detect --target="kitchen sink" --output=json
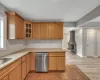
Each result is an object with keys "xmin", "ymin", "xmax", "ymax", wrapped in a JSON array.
[{"xmin": 0, "ymin": 58, "xmax": 12, "ymax": 65}]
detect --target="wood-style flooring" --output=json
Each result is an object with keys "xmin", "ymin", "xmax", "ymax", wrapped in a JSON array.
[
  {"xmin": 66, "ymin": 52, "xmax": 100, "ymax": 80},
  {"xmin": 25, "ymin": 65, "xmax": 90, "ymax": 80}
]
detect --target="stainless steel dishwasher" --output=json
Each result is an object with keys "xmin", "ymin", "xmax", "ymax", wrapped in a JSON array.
[{"xmin": 36, "ymin": 52, "xmax": 48, "ymax": 72}]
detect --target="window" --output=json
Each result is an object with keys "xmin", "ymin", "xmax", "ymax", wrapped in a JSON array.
[{"xmin": 0, "ymin": 14, "xmax": 5, "ymax": 49}]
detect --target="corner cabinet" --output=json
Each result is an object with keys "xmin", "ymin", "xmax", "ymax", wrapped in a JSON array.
[
  {"xmin": 6, "ymin": 12, "xmax": 24, "ymax": 39},
  {"xmin": 24, "ymin": 21, "xmax": 32, "ymax": 39}
]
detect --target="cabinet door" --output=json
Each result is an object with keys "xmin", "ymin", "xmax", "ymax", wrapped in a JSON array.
[
  {"xmin": 48, "ymin": 57, "xmax": 57, "ymax": 70},
  {"xmin": 24, "ymin": 21, "xmax": 32, "ymax": 39},
  {"xmin": 57, "ymin": 57, "xmax": 65, "ymax": 70},
  {"xmin": 40, "ymin": 23, "xmax": 48, "ymax": 39},
  {"xmin": 2, "ymin": 76, "xmax": 8, "ymax": 80},
  {"xmin": 15, "ymin": 16, "xmax": 24, "ymax": 39},
  {"xmin": 22, "ymin": 61, "xmax": 27, "ymax": 80},
  {"xmin": 26, "ymin": 54, "xmax": 31, "ymax": 74},
  {"xmin": 48, "ymin": 23, "xmax": 63, "ymax": 39},
  {"xmin": 9, "ymin": 65, "xmax": 21, "ymax": 80},
  {"xmin": 32, "ymin": 23, "xmax": 41, "ymax": 39},
  {"xmin": 48, "ymin": 23, "xmax": 56, "ymax": 39},
  {"xmin": 55, "ymin": 23, "xmax": 63, "ymax": 39},
  {"xmin": 30, "ymin": 53, "xmax": 35, "ymax": 71}
]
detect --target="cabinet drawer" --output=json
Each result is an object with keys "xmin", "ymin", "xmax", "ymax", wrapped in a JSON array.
[
  {"xmin": 22, "ymin": 55, "xmax": 26, "ymax": 62},
  {"xmin": 49, "ymin": 52, "xmax": 65, "ymax": 57},
  {"xmin": 0, "ymin": 59, "xmax": 21, "ymax": 79}
]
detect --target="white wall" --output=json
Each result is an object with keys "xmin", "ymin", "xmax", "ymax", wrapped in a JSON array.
[
  {"xmin": 26, "ymin": 40, "xmax": 62, "ymax": 48},
  {"xmin": 82, "ymin": 28, "xmax": 100, "ymax": 57},
  {"xmin": 0, "ymin": 4, "xmax": 26, "ymax": 57},
  {"xmin": 96, "ymin": 28, "xmax": 100, "ymax": 56},
  {"xmin": 75, "ymin": 28, "xmax": 100, "ymax": 57},
  {"xmin": 62, "ymin": 33, "xmax": 70, "ymax": 49},
  {"xmin": 62, "ymin": 27, "xmax": 72, "ymax": 49},
  {"xmin": 75, "ymin": 29, "xmax": 83, "ymax": 57}
]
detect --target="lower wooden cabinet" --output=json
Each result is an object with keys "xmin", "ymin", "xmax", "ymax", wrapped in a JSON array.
[
  {"xmin": 0, "ymin": 52, "xmax": 65, "ymax": 80},
  {"xmin": 26, "ymin": 54, "xmax": 31, "ymax": 74},
  {"xmin": 56, "ymin": 57, "xmax": 65, "ymax": 70},
  {"xmin": 48, "ymin": 57, "xmax": 57, "ymax": 70},
  {"xmin": 48, "ymin": 52, "xmax": 65, "ymax": 71},
  {"xmin": 0, "ymin": 53, "xmax": 32, "ymax": 80},
  {"xmin": 1, "ymin": 76, "xmax": 8, "ymax": 80},
  {"xmin": 30, "ymin": 53, "xmax": 35, "ymax": 71},
  {"xmin": 9, "ymin": 64, "xmax": 21, "ymax": 80},
  {"xmin": 22, "ymin": 61, "xmax": 27, "ymax": 80}
]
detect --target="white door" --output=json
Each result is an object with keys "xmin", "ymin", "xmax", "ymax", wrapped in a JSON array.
[{"xmin": 86, "ymin": 29, "xmax": 96, "ymax": 56}]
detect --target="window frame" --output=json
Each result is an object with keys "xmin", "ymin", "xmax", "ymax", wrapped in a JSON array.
[{"xmin": 0, "ymin": 13, "xmax": 6, "ymax": 50}]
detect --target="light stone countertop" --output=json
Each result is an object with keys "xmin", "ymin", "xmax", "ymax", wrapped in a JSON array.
[{"xmin": 0, "ymin": 48, "xmax": 66, "ymax": 70}]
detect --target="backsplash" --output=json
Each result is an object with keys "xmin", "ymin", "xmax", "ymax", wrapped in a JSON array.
[
  {"xmin": 0, "ymin": 40, "xmax": 26, "ymax": 57},
  {"xmin": 25, "ymin": 40, "xmax": 62, "ymax": 48}
]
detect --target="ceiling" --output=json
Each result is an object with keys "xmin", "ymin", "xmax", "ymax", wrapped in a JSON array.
[
  {"xmin": 0, "ymin": 0, "xmax": 100, "ymax": 22},
  {"xmin": 90, "ymin": 16, "xmax": 100, "ymax": 22}
]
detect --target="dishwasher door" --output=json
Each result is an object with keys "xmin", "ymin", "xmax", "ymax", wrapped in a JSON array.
[{"xmin": 36, "ymin": 53, "xmax": 48, "ymax": 72}]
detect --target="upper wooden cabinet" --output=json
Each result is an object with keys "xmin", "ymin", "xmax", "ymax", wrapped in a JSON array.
[
  {"xmin": 6, "ymin": 12, "xmax": 63, "ymax": 40},
  {"xmin": 24, "ymin": 21, "xmax": 32, "ymax": 39},
  {"xmin": 47, "ymin": 22, "xmax": 63, "ymax": 39},
  {"xmin": 6, "ymin": 12, "xmax": 24, "ymax": 39},
  {"xmin": 32, "ymin": 22, "xmax": 63, "ymax": 40},
  {"xmin": 40, "ymin": 23, "xmax": 49, "ymax": 39},
  {"xmin": 32, "ymin": 23, "xmax": 41, "ymax": 39}
]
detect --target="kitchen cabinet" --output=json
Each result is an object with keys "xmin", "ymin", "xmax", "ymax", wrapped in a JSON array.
[
  {"xmin": 48, "ymin": 56, "xmax": 57, "ymax": 70},
  {"xmin": 9, "ymin": 64, "xmax": 21, "ymax": 80},
  {"xmin": 55, "ymin": 23, "xmax": 63, "ymax": 39},
  {"xmin": 32, "ymin": 22, "xmax": 63, "ymax": 40},
  {"xmin": 26, "ymin": 54, "xmax": 31, "ymax": 74},
  {"xmin": 32, "ymin": 23, "xmax": 41, "ymax": 39},
  {"xmin": 48, "ymin": 52, "xmax": 65, "ymax": 71},
  {"xmin": 6, "ymin": 12, "xmax": 63, "ymax": 39},
  {"xmin": 48, "ymin": 22, "xmax": 63, "ymax": 39},
  {"xmin": 40, "ymin": 23, "xmax": 48, "ymax": 39},
  {"xmin": 0, "ymin": 53, "xmax": 32, "ymax": 80},
  {"xmin": 24, "ymin": 21, "xmax": 32, "ymax": 39},
  {"xmin": 1, "ymin": 76, "xmax": 8, "ymax": 80},
  {"xmin": 6, "ymin": 12, "xmax": 24, "ymax": 39},
  {"xmin": 22, "ymin": 60, "xmax": 27, "ymax": 80},
  {"xmin": 30, "ymin": 53, "xmax": 36, "ymax": 71},
  {"xmin": 57, "ymin": 57, "xmax": 65, "ymax": 70},
  {"xmin": 47, "ymin": 23, "xmax": 55, "ymax": 39}
]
